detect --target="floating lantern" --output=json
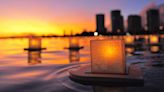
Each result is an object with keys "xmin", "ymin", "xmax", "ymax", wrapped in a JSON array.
[
  {"xmin": 90, "ymin": 39, "xmax": 126, "ymax": 74},
  {"xmin": 149, "ymin": 35, "xmax": 159, "ymax": 44},
  {"xmin": 28, "ymin": 51, "xmax": 41, "ymax": 65},
  {"xmin": 69, "ymin": 38, "xmax": 79, "ymax": 48},
  {"xmin": 29, "ymin": 37, "xmax": 41, "ymax": 49},
  {"xmin": 24, "ymin": 37, "xmax": 46, "ymax": 51},
  {"xmin": 124, "ymin": 36, "xmax": 135, "ymax": 44}
]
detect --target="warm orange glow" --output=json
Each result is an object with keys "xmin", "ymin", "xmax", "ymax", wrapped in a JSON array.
[
  {"xmin": 69, "ymin": 38, "xmax": 79, "ymax": 47},
  {"xmin": 126, "ymin": 48, "xmax": 135, "ymax": 54},
  {"xmin": 0, "ymin": 13, "xmax": 95, "ymax": 37},
  {"xmin": 149, "ymin": 35, "xmax": 159, "ymax": 44},
  {"xmin": 28, "ymin": 51, "xmax": 41, "ymax": 65},
  {"xmin": 0, "ymin": 19, "xmax": 62, "ymax": 36},
  {"xmin": 91, "ymin": 39, "xmax": 126, "ymax": 74},
  {"xmin": 124, "ymin": 36, "xmax": 135, "ymax": 44},
  {"xmin": 69, "ymin": 50, "xmax": 80, "ymax": 63},
  {"xmin": 29, "ymin": 38, "xmax": 41, "ymax": 49},
  {"xmin": 150, "ymin": 46, "xmax": 160, "ymax": 53}
]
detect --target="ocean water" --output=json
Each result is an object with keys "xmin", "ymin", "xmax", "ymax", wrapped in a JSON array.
[{"xmin": 0, "ymin": 36, "xmax": 164, "ymax": 92}]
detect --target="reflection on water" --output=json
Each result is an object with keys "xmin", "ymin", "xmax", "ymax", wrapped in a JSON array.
[
  {"xmin": 93, "ymin": 86, "xmax": 126, "ymax": 92},
  {"xmin": 126, "ymin": 47, "xmax": 135, "ymax": 55},
  {"xmin": 0, "ymin": 35, "xmax": 164, "ymax": 91},
  {"xmin": 67, "ymin": 37, "xmax": 83, "ymax": 63},
  {"xmin": 0, "ymin": 35, "xmax": 163, "ymax": 66},
  {"xmin": 28, "ymin": 50, "xmax": 41, "ymax": 65},
  {"xmin": 69, "ymin": 49, "xmax": 80, "ymax": 63},
  {"xmin": 150, "ymin": 46, "xmax": 160, "ymax": 53}
]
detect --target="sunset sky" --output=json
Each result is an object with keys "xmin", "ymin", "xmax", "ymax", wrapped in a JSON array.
[{"xmin": 0, "ymin": 0, "xmax": 163, "ymax": 36}]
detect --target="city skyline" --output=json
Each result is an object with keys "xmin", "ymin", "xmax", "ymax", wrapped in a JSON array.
[{"xmin": 0, "ymin": 0, "xmax": 163, "ymax": 37}]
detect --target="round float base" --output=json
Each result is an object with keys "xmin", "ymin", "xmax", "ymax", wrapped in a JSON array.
[{"xmin": 69, "ymin": 64, "xmax": 144, "ymax": 87}]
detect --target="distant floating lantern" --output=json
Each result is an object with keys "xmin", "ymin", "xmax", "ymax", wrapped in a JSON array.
[
  {"xmin": 124, "ymin": 36, "xmax": 135, "ymax": 44},
  {"xmin": 28, "ymin": 51, "xmax": 41, "ymax": 65},
  {"xmin": 69, "ymin": 38, "xmax": 79, "ymax": 48},
  {"xmin": 64, "ymin": 38, "xmax": 83, "ymax": 50},
  {"xmin": 90, "ymin": 39, "xmax": 126, "ymax": 74},
  {"xmin": 24, "ymin": 37, "xmax": 46, "ymax": 51},
  {"xmin": 149, "ymin": 35, "xmax": 159, "ymax": 44},
  {"xmin": 29, "ymin": 37, "xmax": 41, "ymax": 49}
]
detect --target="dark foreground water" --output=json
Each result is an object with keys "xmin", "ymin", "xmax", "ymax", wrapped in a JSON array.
[{"xmin": 0, "ymin": 36, "xmax": 164, "ymax": 92}]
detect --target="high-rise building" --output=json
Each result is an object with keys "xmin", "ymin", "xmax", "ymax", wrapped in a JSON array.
[
  {"xmin": 111, "ymin": 10, "xmax": 124, "ymax": 35},
  {"xmin": 147, "ymin": 9, "xmax": 160, "ymax": 34},
  {"xmin": 128, "ymin": 15, "xmax": 142, "ymax": 35},
  {"xmin": 96, "ymin": 14, "xmax": 106, "ymax": 35}
]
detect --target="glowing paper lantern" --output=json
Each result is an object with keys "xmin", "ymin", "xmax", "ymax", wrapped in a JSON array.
[
  {"xmin": 91, "ymin": 39, "xmax": 126, "ymax": 74},
  {"xmin": 149, "ymin": 35, "xmax": 159, "ymax": 44},
  {"xmin": 124, "ymin": 36, "xmax": 135, "ymax": 44},
  {"xmin": 29, "ymin": 38, "xmax": 41, "ymax": 49},
  {"xmin": 69, "ymin": 38, "xmax": 79, "ymax": 48}
]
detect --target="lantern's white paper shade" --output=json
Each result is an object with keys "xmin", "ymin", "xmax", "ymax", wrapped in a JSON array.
[
  {"xmin": 149, "ymin": 35, "xmax": 159, "ymax": 44},
  {"xmin": 29, "ymin": 38, "xmax": 41, "ymax": 49},
  {"xmin": 124, "ymin": 36, "xmax": 135, "ymax": 44},
  {"xmin": 69, "ymin": 38, "xmax": 79, "ymax": 48},
  {"xmin": 91, "ymin": 40, "xmax": 126, "ymax": 74}
]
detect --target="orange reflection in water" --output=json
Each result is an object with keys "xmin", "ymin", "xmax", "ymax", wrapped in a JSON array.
[
  {"xmin": 150, "ymin": 46, "xmax": 160, "ymax": 53},
  {"xmin": 4, "ymin": 70, "xmax": 47, "ymax": 79},
  {"xmin": 28, "ymin": 51, "xmax": 41, "ymax": 65},
  {"xmin": 126, "ymin": 47, "xmax": 135, "ymax": 54},
  {"xmin": 69, "ymin": 49, "xmax": 80, "ymax": 63}
]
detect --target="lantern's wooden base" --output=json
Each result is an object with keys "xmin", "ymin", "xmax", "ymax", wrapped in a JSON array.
[
  {"xmin": 64, "ymin": 46, "xmax": 84, "ymax": 50},
  {"xmin": 69, "ymin": 64, "xmax": 144, "ymax": 87},
  {"xmin": 147, "ymin": 44, "xmax": 161, "ymax": 46},
  {"xmin": 125, "ymin": 44, "xmax": 135, "ymax": 47},
  {"xmin": 24, "ymin": 48, "xmax": 46, "ymax": 51}
]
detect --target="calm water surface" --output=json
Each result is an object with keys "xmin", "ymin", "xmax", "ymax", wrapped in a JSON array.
[{"xmin": 0, "ymin": 36, "xmax": 164, "ymax": 92}]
